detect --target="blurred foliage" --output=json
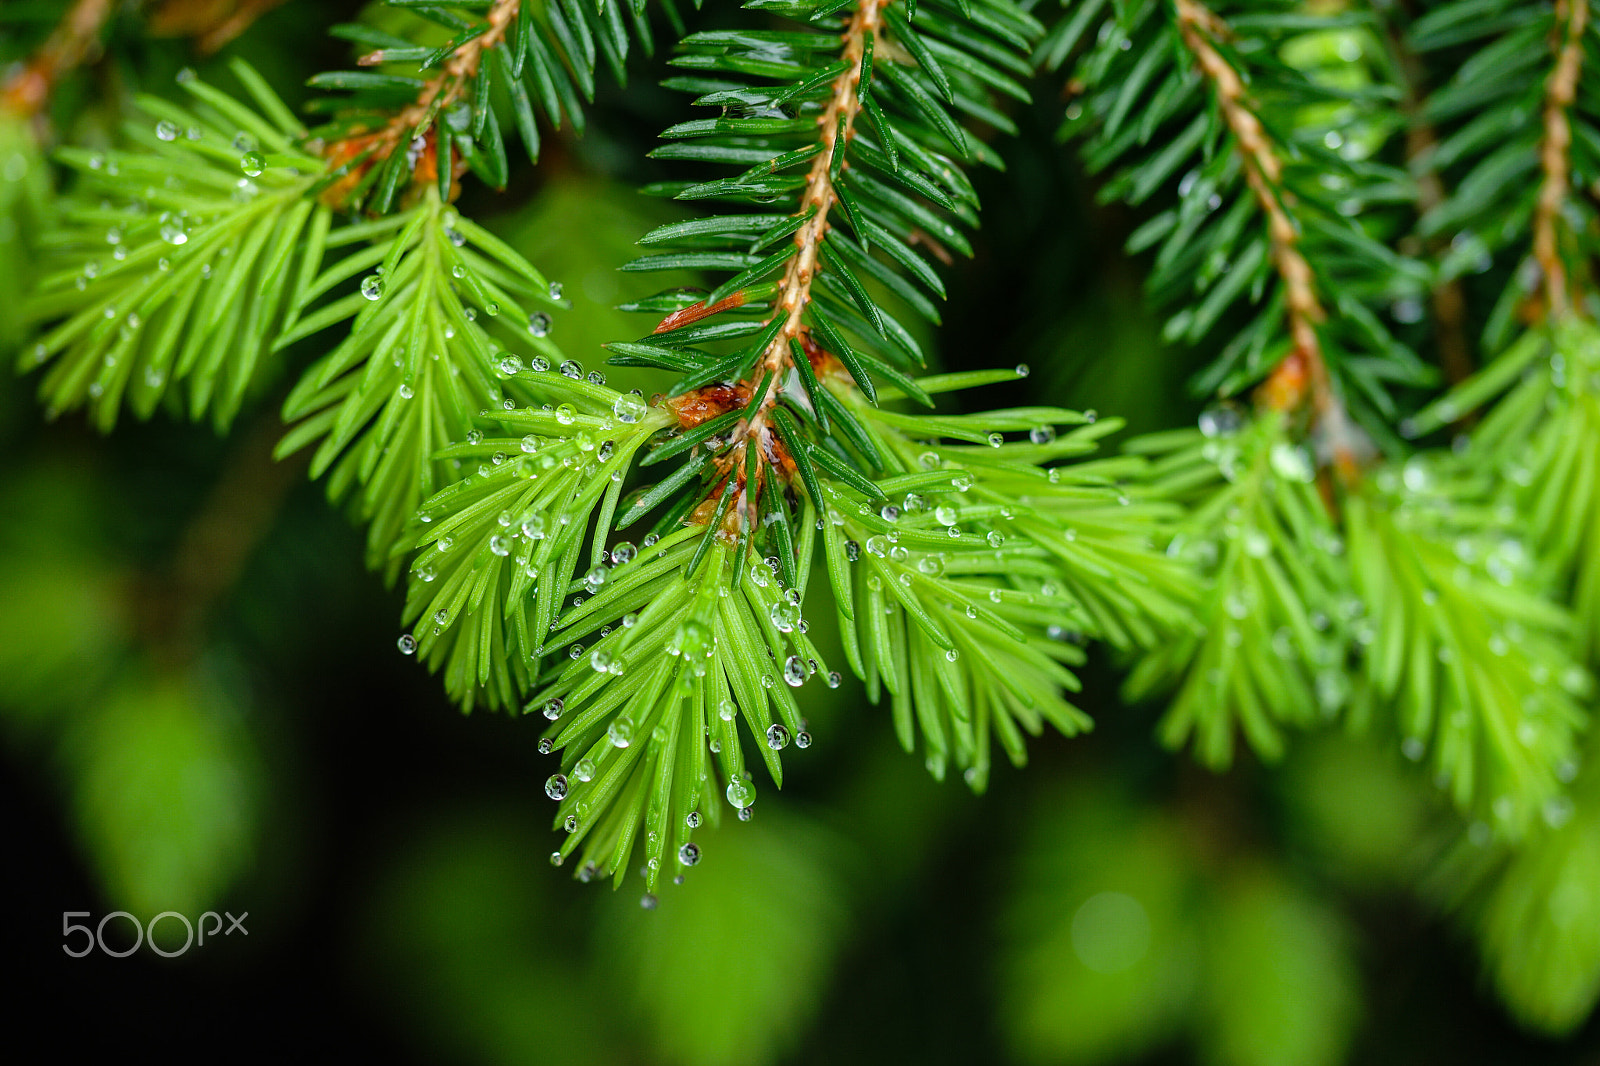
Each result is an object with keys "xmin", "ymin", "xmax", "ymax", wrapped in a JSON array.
[{"xmin": 63, "ymin": 669, "xmax": 260, "ymax": 917}]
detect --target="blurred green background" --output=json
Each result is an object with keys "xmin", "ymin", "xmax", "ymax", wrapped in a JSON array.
[{"xmin": 3, "ymin": 1, "xmax": 1600, "ymax": 1062}]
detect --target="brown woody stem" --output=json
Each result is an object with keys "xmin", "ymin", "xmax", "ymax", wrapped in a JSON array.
[
  {"xmin": 148, "ymin": 0, "xmax": 292, "ymax": 55},
  {"xmin": 1533, "ymin": 0, "xmax": 1589, "ymax": 320},
  {"xmin": 1, "ymin": 0, "xmax": 113, "ymax": 120},
  {"xmin": 324, "ymin": 0, "xmax": 522, "ymax": 203},
  {"xmin": 1383, "ymin": 7, "xmax": 1476, "ymax": 387},
  {"xmin": 1175, "ymin": 0, "xmax": 1362, "ymax": 481},
  {"xmin": 682, "ymin": 0, "xmax": 886, "ymax": 532}
]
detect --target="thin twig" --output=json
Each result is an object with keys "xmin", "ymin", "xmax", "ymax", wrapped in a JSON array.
[
  {"xmin": 1533, "ymin": 0, "xmax": 1589, "ymax": 320},
  {"xmin": 1174, "ymin": 0, "xmax": 1362, "ymax": 482},
  {"xmin": 148, "ymin": 0, "xmax": 291, "ymax": 54},
  {"xmin": 137, "ymin": 414, "xmax": 309, "ymax": 665},
  {"xmin": 1, "ymin": 0, "xmax": 113, "ymax": 120},
  {"xmin": 675, "ymin": 0, "xmax": 886, "ymax": 531},
  {"xmin": 323, "ymin": 0, "xmax": 522, "ymax": 205},
  {"xmin": 1382, "ymin": 5, "xmax": 1475, "ymax": 387}
]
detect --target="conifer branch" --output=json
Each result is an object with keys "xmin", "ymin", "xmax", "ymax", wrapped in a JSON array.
[
  {"xmin": 0, "ymin": 0, "xmax": 112, "ymax": 119},
  {"xmin": 1533, "ymin": 0, "xmax": 1589, "ymax": 320},
  {"xmin": 1172, "ymin": 0, "xmax": 1360, "ymax": 479},
  {"xmin": 320, "ymin": 0, "xmax": 523, "ymax": 208},
  {"xmin": 677, "ymin": 0, "xmax": 885, "ymax": 533}
]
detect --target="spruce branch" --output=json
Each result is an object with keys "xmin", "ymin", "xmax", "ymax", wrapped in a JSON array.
[
  {"xmin": 1409, "ymin": 320, "xmax": 1600, "ymax": 659},
  {"xmin": 531, "ymin": 531, "xmax": 832, "ymax": 896},
  {"xmin": 402, "ymin": 370, "xmax": 672, "ymax": 710},
  {"xmin": 276, "ymin": 188, "xmax": 567, "ymax": 574},
  {"xmin": 1124, "ymin": 412, "xmax": 1350, "ymax": 768},
  {"xmin": 1346, "ymin": 453, "xmax": 1588, "ymax": 836},
  {"xmin": 1410, "ymin": 0, "xmax": 1600, "ymax": 352},
  {"xmin": 308, "ymin": 0, "xmax": 675, "ymax": 213},
  {"xmin": 21, "ymin": 62, "xmax": 329, "ymax": 431},
  {"xmin": 1532, "ymin": 0, "xmax": 1590, "ymax": 320},
  {"xmin": 1434, "ymin": 724, "xmax": 1600, "ymax": 1034},
  {"xmin": 1058, "ymin": 0, "xmax": 1432, "ymax": 455},
  {"xmin": 1172, "ymin": 0, "xmax": 1360, "ymax": 478},
  {"xmin": 710, "ymin": 0, "xmax": 885, "ymax": 535},
  {"xmin": 1404, "ymin": 0, "xmax": 1600, "ymax": 659},
  {"xmin": 317, "ymin": 0, "xmax": 524, "ymax": 210},
  {"xmin": 392, "ymin": 0, "xmax": 1213, "ymax": 882}
]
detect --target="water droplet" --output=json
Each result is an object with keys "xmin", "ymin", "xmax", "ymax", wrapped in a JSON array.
[
  {"xmin": 986, "ymin": 531, "xmax": 1004, "ymax": 548},
  {"xmin": 761, "ymin": 597, "xmax": 802, "ymax": 635},
  {"xmin": 160, "ymin": 222, "xmax": 188, "ymax": 246},
  {"xmin": 488, "ymin": 535, "xmax": 510, "ymax": 557},
  {"xmin": 537, "ymin": 738, "xmax": 553, "ymax": 755},
  {"xmin": 559, "ymin": 360, "xmax": 583, "ymax": 379},
  {"xmin": 986, "ymin": 432, "xmax": 1004, "ymax": 447},
  {"xmin": 397, "ymin": 634, "xmax": 417, "ymax": 654},
  {"xmin": 677, "ymin": 842, "xmax": 701, "ymax": 866},
  {"xmin": 590, "ymin": 648, "xmax": 614, "ymax": 673},
  {"xmin": 545, "ymin": 774, "xmax": 569, "ymax": 800},
  {"xmin": 498, "ymin": 354, "xmax": 523, "ymax": 376},
  {"xmin": 880, "ymin": 504, "xmax": 901, "ymax": 522},
  {"xmin": 1029, "ymin": 425, "xmax": 1056, "ymax": 444},
  {"xmin": 795, "ymin": 730, "xmax": 812, "ymax": 748},
  {"xmin": 156, "ymin": 120, "xmax": 179, "ymax": 142},
  {"xmin": 738, "ymin": 807, "xmax": 753, "ymax": 822},
  {"xmin": 555, "ymin": 403, "xmax": 577, "ymax": 425},
  {"xmin": 361, "ymin": 275, "xmax": 384, "ymax": 301},
  {"xmin": 1401, "ymin": 736, "xmax": 1425, "ymax": 761},
  {"xmin": 397, "ymin": 383, "xmax": 414, "ymax": 399},
  {"xmin": 782, "ymin": 657, "xmax": 806, "ymax": 688},
  {"xmin": 1198, "ymin": 401, "xmax": 1244, "ymax": 438},
  {"xmin": 726, "ymin": 777, "xmax": 756, "ymax": 808},
  {"xmin": 613, "ymin": 394, "xmax": 647, "ymax": 424},
  {"xmin": 609, "ymin": 717, "xmax": 634, "ymax": 748},
  {"xmin": 240, "ymin": 151, "xmax": 264, "ymax": 177},
  {"xmin": 1269, "ymin": 441, "xmax": 1314, "ymax": 483},
  {"xmin": 1015, "ymin": 363, "xmax": 1029, "ymax": 378}
]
